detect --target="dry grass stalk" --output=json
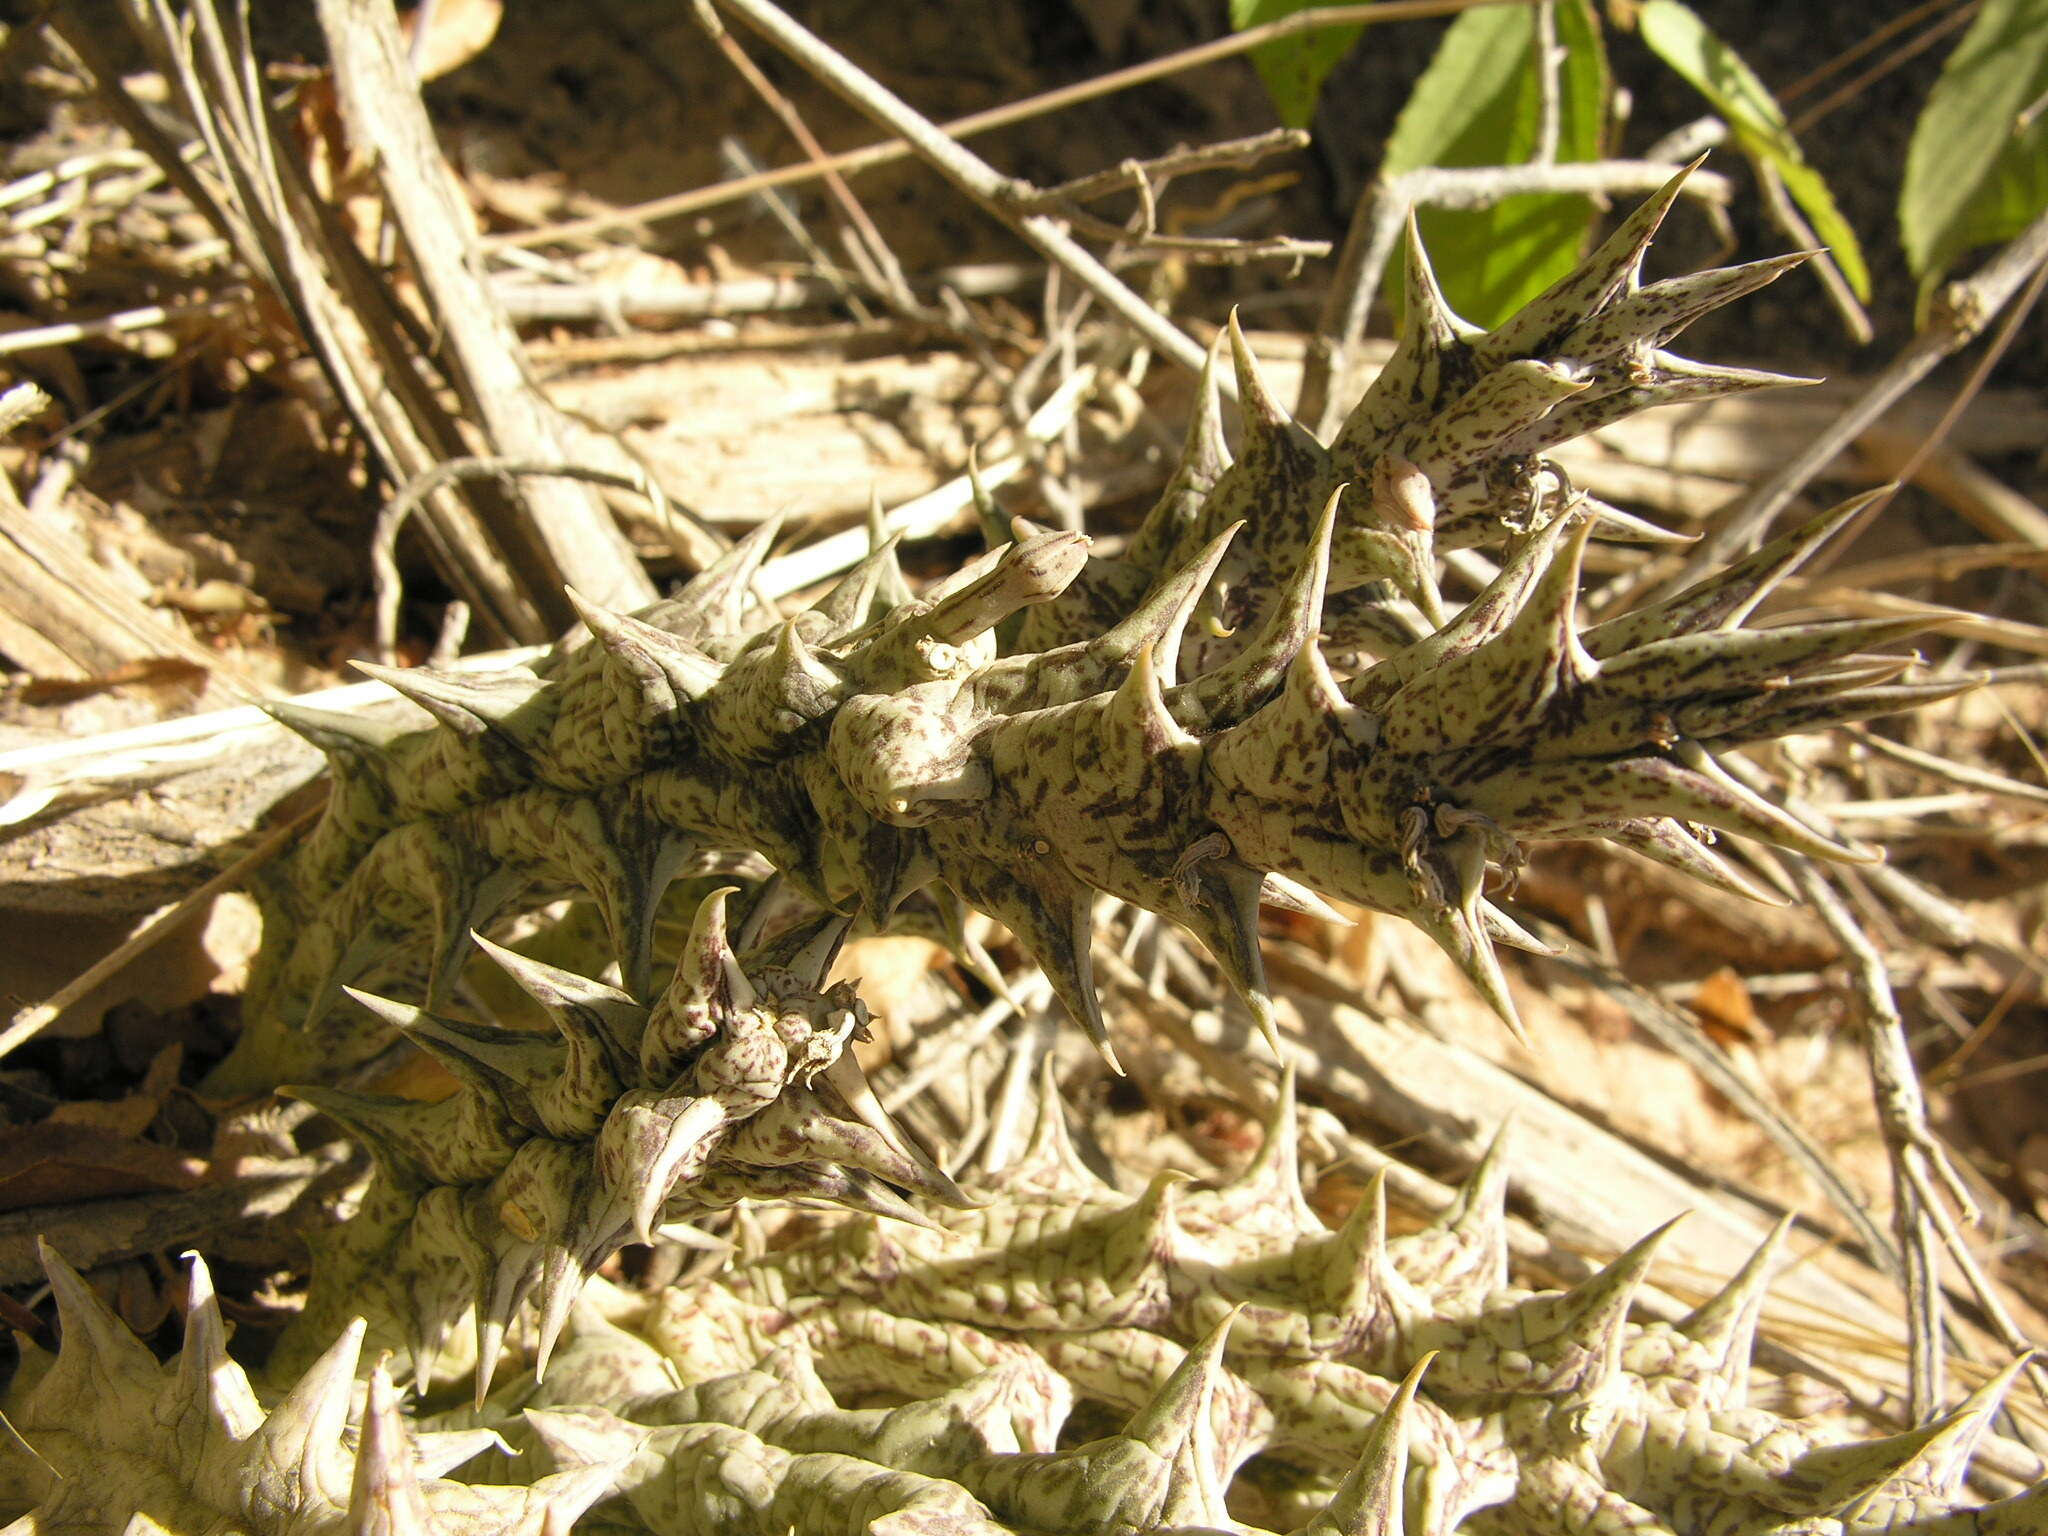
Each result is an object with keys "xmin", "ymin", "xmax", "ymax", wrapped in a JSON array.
[{"xmin": 312, "ymin": 0, "xmax": 655, "ymax": 630}]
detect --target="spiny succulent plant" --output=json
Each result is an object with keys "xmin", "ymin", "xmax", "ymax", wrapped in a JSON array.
[
  {"xmin": 211, "ymin": 162, "xmax": 1965, "ymax": 1098},
  {"xmin": 575, "ymin": 1073, "xmax": 2042, "ymax": 1536},
  {"xmin": 15, "ymin": 962, "xmax": 2042, "ymax": 1532},
  {"xmin": 271, "ymin": 887, "xmax": 966, "ymax": 1397},
  {"xmin": 1015, "ymin": 164, "xmax": 1808, "ymax": 658},
  {"xmin": 319, "ymin": 1062, "xmax": 2033, "ymax": 1536},
  {"xmin": 3, "ymin": 1231, "xmax": 1443, "ymax": 1535},
  {"xmin": 0, "ymin": 1243, "xmax": 614, "ymax": 1535},
  {"xmin": 12, "ymin": 127, "xmax": 2022, "ymax": 1531},
  {"xmin": 512, "ymin": 1311, "xmax": 1440, "ymax": 1536}
]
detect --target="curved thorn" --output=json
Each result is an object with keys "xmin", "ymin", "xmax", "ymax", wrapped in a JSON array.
[{"xmin": 1305, "ymin": 1351, "xmax": 1434, "ymax": 1536}]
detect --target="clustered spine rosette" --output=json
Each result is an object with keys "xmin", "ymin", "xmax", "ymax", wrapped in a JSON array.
[
  {"xmin": 0, "ymin": 1244, "xmax": 611, "ymax": 1534},
  {"xmin": 272, "ymin": 888, "xmax": 967, "ymax": 1398},
  {"xmin": 214, "ymin": 164, "xmax": 1965, "ymax": 1095}
]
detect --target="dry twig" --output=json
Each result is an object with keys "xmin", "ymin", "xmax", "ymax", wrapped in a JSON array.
[
  {"xmin": 1674, "ymin": 204, "xmax": 2048, "ymax": 583},
  {"xmin": 87, "ymin": 0, "xmax": 551, "ymax": 641},
  {"xmin": 313, "ymin": 0, "xmax": 655, "ymax": 628},
  {"xmin": 490, "ymin": 259, "xmax": 1036, "ymax": 324},
  {"xmin": 707, "ymin": 0, "xmax": 1238, "ymax": 391},
  {"xmin": 485, "ymin": 0, "xmax": 1535, "ymax": 254}
]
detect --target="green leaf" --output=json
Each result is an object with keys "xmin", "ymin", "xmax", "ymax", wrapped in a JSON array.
[
  {"xmin": 1900, "ymin": 0, "xmax": 2048, "ymax": 303},
  {"xmin": 1231, "ymin": 0, "xmax": 1368, "ymax": 129},
  {"xmin": 1381, "ymin": 0, "xmax": 1610, "ymax": 327},
  {"xmin": 1637, "ymin": 0, "xmax": 1869, "ymax": 301}
]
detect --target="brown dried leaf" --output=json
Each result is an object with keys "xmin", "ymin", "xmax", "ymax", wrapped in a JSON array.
[
  {"xmin": 0, "ymin": 1288, "xmax": 49, "ymax": 1348},
  {"xmin": 45, "ymin": 1094, "xmax": 160, "ymax": 1139},
  {"xmin": 15, "ymin": 657, "xmax": 209, "ymax": 704},
  {"xmin": 104, "ymin": 1256, "xmax": 172, "ymax": 1337},
  {"xmin": 45, "ymin": 1043, "xmax": 184, "ymax": 1138},
  {"xmin": 1689, "ymin": 966, "xmax": 1766, "ymax": 1047},
  {"xmin": 0, "ymin": 1122, "xmax": 204, "ymax": 1211}
]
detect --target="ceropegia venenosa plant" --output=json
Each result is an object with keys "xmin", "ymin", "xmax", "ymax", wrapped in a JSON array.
[
  {"xmin": 557, "ymin": 1068, "xmax": 2037, "ymax": 1536},
  {"xmin": 18, "ymin": 1038, "xmax": 2035, "ymax": 1535},
  {"xmin": 209, "ymin": 164, "xmax": 1962, "ymax": 1094},
  {"xmin": 0, "ymin": 86, "xmax": 2029, "ymax": 1536}
]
